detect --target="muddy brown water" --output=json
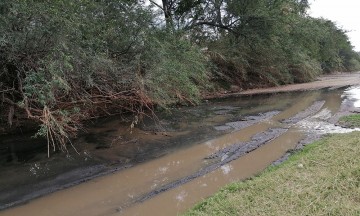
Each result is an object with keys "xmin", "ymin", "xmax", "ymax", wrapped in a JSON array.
[{"xmin": 1, "ymin": 87, "xmax": 360, "ymax": 216}]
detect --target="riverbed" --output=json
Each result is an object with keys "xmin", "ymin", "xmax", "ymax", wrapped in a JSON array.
[{"xmin": 1, "ymin": 82, "xmax": 360, "ymax": 215}]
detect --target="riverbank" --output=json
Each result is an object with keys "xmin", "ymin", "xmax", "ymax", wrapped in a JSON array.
[
  {"xmin": 206, "ymin": 72, "xmax": 360, "ymax": 98},
  {"xmin": 1, "ymin": 76, "xmax": 360, "ymax": 215},
  {"xmin": 1, "ymin": 72, "xmax": 359, "ymax": 139},
  {"xmin": 184, "ymin": 131, "xmax": 360, "ymax": 216}
]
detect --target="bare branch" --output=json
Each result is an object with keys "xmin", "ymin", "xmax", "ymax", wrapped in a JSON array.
[
  {"xmin": 187, "ymin": 21, "xmax": 237, "ymax": 34},
  {"xmin": 149, "ymin": 0, "xmax": 164, "ymax": 11}
]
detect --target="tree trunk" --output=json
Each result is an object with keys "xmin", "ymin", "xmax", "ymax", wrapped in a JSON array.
[{"xmin": 162, "ymin": 0, "xmax": 174, "ymax": 30}]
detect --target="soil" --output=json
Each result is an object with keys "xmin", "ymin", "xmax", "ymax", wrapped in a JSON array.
[{"xmin": 206, "ymin": 72, "xmax": 360, "ymax": 98}]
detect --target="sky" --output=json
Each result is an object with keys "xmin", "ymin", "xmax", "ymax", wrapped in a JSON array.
[{"xmin": 309, "ymin": 0, "xmax": 360, "ymax": 51}]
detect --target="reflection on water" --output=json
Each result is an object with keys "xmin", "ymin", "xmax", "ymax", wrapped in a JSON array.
[
  {"xmin": 297, "ymin": 106, "xmax": 360, "ymax": 134},
  {"xmin": 296, "ymin": 86, "xmax": 360, "ymax": 134},
  {"xmin": 1, "ymin": 86, "xmax": 360, "ymax": 216},
  {"xmin": 298, "ymin": 119, "xmax": 360, "ymax": 134},
  {"xmin": 220, "ymin": 164, "xmax": 233, "ymax": 175},
  {"xmin": 175, "ymin": 191, "xmax": 188, "ymax": 203},
  {"xmin": 343, "ymin": 85, "xmax": 360, "ymax": 108}
]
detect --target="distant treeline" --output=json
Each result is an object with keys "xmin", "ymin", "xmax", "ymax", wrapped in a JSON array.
[{"xmin": 1, "ymin": 0, "xmax": 359, "ymax": 153}]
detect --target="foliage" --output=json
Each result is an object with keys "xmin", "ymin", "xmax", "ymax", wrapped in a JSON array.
[
  {"xmin": 0, "ymin": 0, "xmax": 154, "ymax": 154},
  {"xmin": 152, "ymin": 0, "xmax": 359, "ymax": 88},
  {"xmin": 142, "ymin": 32, "xmax": 210, "ymax": 105},
  {"xmin": 1, "ymin": 0, "xmax": 360, "ymax": 153}
]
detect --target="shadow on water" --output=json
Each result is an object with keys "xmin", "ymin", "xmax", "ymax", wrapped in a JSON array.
[{"xmin": 1, "ymin": 86, "xmax": 359, "ymax": 215}]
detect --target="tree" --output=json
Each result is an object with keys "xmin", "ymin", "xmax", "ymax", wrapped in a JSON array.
[
  {"xmin": 0, "ymin": 0, "xmax": 153, "ymax": 155},
  {"xmin": 1, "ymin": 0, "xmax": 359, "ymax": 155}
]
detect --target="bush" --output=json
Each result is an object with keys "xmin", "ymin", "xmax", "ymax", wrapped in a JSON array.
[
  {"xmin": 142, "ymin": 32, "xmax": 210, "ymax": 105},
  {"xmin": 0, "ymin": 0, "xmax": 153, "ymax": 155}
]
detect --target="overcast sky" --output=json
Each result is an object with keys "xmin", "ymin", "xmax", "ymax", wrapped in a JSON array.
[{"xmin": 309, "ymin": 0, "xmax": 360, "ymax": 51}]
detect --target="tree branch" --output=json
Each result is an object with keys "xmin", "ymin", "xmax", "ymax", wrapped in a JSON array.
[
  {"xmin": 187, "ymin": 21, "xmax": 236, "ymax": 34},
  {"xmin": 149, "ymin": 0, "xmax": 164, "ymax": 11}
]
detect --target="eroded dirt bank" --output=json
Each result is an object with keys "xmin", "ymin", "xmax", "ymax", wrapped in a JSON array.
[
  {"xmin": 208, "ymin": 72, "xmax": 360, "ymax": 98},
  {"xmin": 1, "ymin": 73, "xmax": 360, "ymax": 216}
]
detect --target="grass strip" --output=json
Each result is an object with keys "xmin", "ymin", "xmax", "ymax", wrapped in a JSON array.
[
  {"xmin": 184, "ymin": 132, "xmax": 360, "ymax": 216},
  {"xmin": 339, "ymin": 114, "xmax": 360, "ymax": 128}
]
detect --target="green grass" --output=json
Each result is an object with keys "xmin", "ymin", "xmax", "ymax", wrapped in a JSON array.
[
  {"xmin": 184, "ymin": 132, "xmax": 360, "ymax": 216},
  {"xmin": 339, "ymin": 114, "xmax": 360, "ymax": 128}
]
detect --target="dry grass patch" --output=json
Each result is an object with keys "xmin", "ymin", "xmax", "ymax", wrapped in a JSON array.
[{"xmin": 184, "ymin": 132, "xmax": 360, "ymax": 216}]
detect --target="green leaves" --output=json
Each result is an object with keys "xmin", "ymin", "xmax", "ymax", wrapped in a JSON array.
[
  {"xmin": 143, "ymin": 31, "xmax": 210, "ymax": 105},
  {"xmin": 0, "ymin": 0, "xmax": 154, "ymax": 153},
  {"xmin": 0, "ymin": 0, "xmax": 359, "ymax": 154}
]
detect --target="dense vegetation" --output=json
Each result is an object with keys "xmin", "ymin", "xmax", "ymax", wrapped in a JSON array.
[{"xmin": 1, "ymin": 0, "xmax": 360, "ymax": 153}]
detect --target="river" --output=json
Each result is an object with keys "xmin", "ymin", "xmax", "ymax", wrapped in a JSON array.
[{"xmin": 1, "ymin": 86, "xmax": 360, "ymax": 215}]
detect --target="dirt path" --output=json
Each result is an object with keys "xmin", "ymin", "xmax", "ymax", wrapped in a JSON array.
[{"xmin": 209, "ymin": 72, "xmax": 360, "ymax": 98}]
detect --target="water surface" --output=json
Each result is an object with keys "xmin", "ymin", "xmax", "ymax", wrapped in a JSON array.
[{"xmin": 1, "ymin": 87, "xmax": 360, "ymax": 215}]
